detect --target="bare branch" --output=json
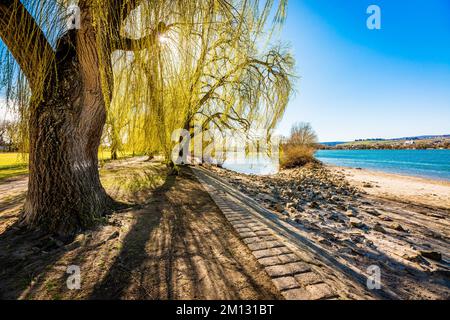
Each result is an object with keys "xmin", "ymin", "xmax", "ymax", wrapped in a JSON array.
[{"xmin": 0, "ymin": 0, "xmax": 55, "ymax": 92}]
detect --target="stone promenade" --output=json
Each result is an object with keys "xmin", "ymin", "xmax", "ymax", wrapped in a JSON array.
[{"xmin": 192, "ymin": 167, "xmax": 339, "ymax": 300}]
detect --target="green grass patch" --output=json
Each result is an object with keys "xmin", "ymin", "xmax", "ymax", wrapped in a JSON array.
[
  {"xmin": 98, "ymin": 149, "xmax": 142, "ymax": 163},
  {"xmin": 0, "ymin": 153, "xmax": 29, "ymax": 180},
  {"xmin": 100, "ymin": 165, "xmax": 166, "ymax": 198},
  {"xmin": 0, "ymin": 150, "xmax": 144, "ymax": 180}
]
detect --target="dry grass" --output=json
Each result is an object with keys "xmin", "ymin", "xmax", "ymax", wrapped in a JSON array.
[{"xmin": 280, "ymin": 144, "xmax": 316, "ymax": 169}]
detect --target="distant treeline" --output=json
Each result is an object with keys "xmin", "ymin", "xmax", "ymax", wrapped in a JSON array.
[{"xmin": 318, "ymin": 137, "xmax": 450, "ymax": 150}]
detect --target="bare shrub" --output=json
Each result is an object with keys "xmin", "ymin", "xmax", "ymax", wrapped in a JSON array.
[
  {"xmin": 289, "ymin": 122, "xmax": 318, "ymax": 146},
  {"xmin": 280, "ymin": 122, "xmax": 318, "ymax": 169}
]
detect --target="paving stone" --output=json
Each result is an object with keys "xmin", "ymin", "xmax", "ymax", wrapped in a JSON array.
[
  {"xmin": 228, "ymin": 212, "xmax": 245, "ymax": 216},
  {"xmin": 251, "ymin": 225, "xmax": 268, "ymax": 232},
  {"xmin": 282, "ymin": 288, "xmax": 311, "ymax": 300},
  {"xmin": 306, "ymin": 283, "xmax": 336, "ymax": 300},
  {"xmin": 229, "ymin": 216, "xmax": 246, "ymax": 221},
  {"xmin": 278, "ymin": 246, "xmax": 292, "ymax": 254},
  {"xmin": 253, "ymin": 248, "xmax": 283, "ymax": 259},
  {"xmin": 248, "ymin": 240, "xmax": 283, "ymax": 251},
  {"xmin": 257, "ymin": 256, "xmax": 281, "ymax": 267},
  {"xmin": 288, "ymin": 262, "xmax": 311, "ymax": 274},
  {"xmin": 239, "ymin": 231, "xmax": 257, "ymax": 238},
  {"xmin": 265, "ymin": 265, "xmax": 293, "ymax": 277},
  {"xmin": 254, "ymin": 230, "xmax": 273, "ymax": 236},
  {"xmin": 265, "ymin": 240, "xmax": 284, "ymax": 248},
  {"xmin": 243, "ymin": 237, "xmax": 262, "ymax": 244},
  {"xmin": 266, "ymin": 261, "xmax": 310, "ymax": 277},
  {"xmin": 247, "ymin": 222, "xmax": 263, "ymax": 228},
  {"xmin": 235, "ymin": 227, "xmax": 252, "ymax": 233},
  {"xmin": 278, "ymin": 253, "xmax": 300, "ymax": 264},
  {"xmin": 260, "ymin": 235, "xmax": 278, "ymax": 242},
  {"xmin": 248, "ymin": 241, "xmax": 271, "ymax": 251},
  {"xmin": 294, "ymin": 272, "xmax": 323, "ymax": 286},
  {"xmin": 272, "ymin": 277, "xmax": 300, "ymax": 291}
]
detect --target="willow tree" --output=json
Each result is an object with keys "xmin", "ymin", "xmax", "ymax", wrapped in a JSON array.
[
  {"xmin": 110, "ymin": 0, "xmax": 293, "ymax": 164},
  {"xmin": 0, "ymin": 0, "xmax": 288, "ymax": 234}
]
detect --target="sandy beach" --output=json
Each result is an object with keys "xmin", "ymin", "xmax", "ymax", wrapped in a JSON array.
[{"xmin": 329, "ymin": 166, "xmax": 450, "ymax": 210}]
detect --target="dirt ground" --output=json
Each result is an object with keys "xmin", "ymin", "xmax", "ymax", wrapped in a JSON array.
[{"xmin": 0, "ymin": 159, "xmax": 281, "ymax": 300}]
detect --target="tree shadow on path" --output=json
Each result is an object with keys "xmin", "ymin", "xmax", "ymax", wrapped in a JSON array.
[{"xmin": 89, "ymin": 168, "xmax": 279, "ymax": 300}]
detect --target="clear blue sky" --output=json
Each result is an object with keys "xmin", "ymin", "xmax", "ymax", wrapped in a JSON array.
[{"xmin": 275, "ymin": 0, "xmax": 450, "ymax": 142}]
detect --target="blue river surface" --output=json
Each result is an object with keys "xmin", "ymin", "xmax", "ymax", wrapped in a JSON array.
[
  {"xmin": 315, "ymin": 149, "xmax": 450, "ymax": 181},
  {"xmin": 222, "ymin": 150, "xmax": 450, "ymax": 180}
]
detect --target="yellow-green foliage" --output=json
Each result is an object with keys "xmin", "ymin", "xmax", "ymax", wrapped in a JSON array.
[
  {"xmin": 95, "ymin": 0, "xmax": 294, "ymax": 159},
  {"xmin": 1, "ymin": 1, "xmax": 294, "ymax": 163}
]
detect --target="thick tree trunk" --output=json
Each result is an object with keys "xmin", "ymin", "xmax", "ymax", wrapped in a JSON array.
[
  {"xmin": 23, "ymin": 105, "xmax": 113, "ymax": 234},
  {"xmin": 20, "ymin": 8, "xmax": 114, "ymax": 235}
]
